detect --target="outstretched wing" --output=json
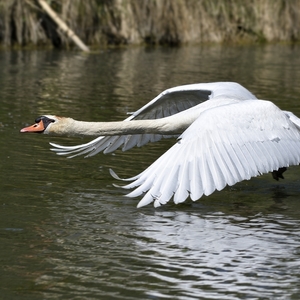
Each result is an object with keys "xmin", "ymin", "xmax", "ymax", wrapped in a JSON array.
[
  {"xmin": 113, "ymin": 100, "xmax": 300, "ymax": 207},
  {"xmin": 50, "ymin": 85, "xmax": 212, "ymax": 157}
]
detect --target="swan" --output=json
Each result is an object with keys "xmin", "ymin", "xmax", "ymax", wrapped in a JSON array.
[{"xmin": 20, "ymin": 82, "xmax": 300, "ymax": 208}]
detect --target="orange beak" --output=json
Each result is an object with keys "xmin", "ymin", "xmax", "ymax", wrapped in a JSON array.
[{"xmin": 20, "ymin": 120, "xmax": 45, "ymax": 133}]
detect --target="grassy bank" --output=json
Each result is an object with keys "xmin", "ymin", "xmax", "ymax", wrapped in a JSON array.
[{"xmin": 0, "ymin": 0, "xmax": 299, "ymax": 49}]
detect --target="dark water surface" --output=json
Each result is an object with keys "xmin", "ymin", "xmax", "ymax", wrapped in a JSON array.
[{"xmin": 1, "ymin": 45, "xmax": 300, "ymax": 299}]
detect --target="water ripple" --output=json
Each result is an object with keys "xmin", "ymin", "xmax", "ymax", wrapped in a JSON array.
[{"xmin": 34, "ymin": 190, "xmax": 300, "ymax": 300}]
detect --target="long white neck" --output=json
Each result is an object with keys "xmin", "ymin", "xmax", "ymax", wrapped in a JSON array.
[
  {"xmin": 48, "ymin": 114, "xmax": 193, "ymax": 137},
  {"xmin": 71, "ymin": 117, "xmax": 186, "ymax": 136}
]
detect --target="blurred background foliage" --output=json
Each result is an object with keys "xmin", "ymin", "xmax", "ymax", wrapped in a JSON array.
[{"xmin": 0, "ymin": 0, "xmax": 299, "ymax": 49}]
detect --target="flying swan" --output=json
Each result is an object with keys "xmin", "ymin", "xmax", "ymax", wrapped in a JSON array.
[{"xmin": 20, "ymin": 82, "xmax": 300, "ymax": 207}]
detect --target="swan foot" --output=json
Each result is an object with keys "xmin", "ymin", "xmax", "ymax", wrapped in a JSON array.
[{"xmin": 272, "ymin": 167, "xmax": 287, "ymax": 181}]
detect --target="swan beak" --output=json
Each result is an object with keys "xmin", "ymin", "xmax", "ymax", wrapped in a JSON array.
[{"xmin": 20, "ymin": 120, "xmax": 45, "ymax": 133}]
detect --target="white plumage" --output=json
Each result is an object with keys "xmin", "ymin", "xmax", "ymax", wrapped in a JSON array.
[
  {"xmin": 117, "ymin": 100, "xmax": 300, "ymax": 207},
  {"xmin": 20, "ymin": 82, "xmax": 300, "ymax": 207}
]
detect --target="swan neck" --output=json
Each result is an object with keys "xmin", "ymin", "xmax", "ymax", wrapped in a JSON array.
[{"xmin": 58, "ymin": 118, "xmax": 185, "ymax": 136}]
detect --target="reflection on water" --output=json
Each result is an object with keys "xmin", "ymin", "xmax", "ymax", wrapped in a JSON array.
[
  {"xmin": 34, "ymin": 190, "xmax": 300, "ymax": 300},
  {"xmin": 0, "ymin": 45, "xmax": 300, "ymax": 299}
]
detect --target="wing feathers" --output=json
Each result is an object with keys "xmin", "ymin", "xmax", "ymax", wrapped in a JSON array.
[{"xmin": 118, "ymin": 100, "xmax": 300, "ymax": 207}]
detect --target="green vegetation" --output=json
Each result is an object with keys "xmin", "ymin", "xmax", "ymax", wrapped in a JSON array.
[{"xmin": 0, "ymin": 0, "xmax": 299, "ymax": 49}]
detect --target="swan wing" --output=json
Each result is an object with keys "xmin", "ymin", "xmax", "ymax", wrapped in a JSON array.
[
  {"xmin": 128, "ymin": 81, "xmax": 257, "ymax": 121},
  {"xmin": 129, "ymin": 85, "xmax": 212, "ymax": 120},
  {"xmin": 115, "ymin": 100, "xmax": 300, "ymax": 207},
  {"xmin": 50, "ymin": 82, "xmax": 257, "ymax": 157}
]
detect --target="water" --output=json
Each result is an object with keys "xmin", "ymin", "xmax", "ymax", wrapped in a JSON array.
[{"xmin": 1, "ymin": 45, "xmax": 300, "ymax": 299}]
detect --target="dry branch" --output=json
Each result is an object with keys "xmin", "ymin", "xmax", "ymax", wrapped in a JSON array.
[{"xmin": 37, "ymin": 0, "xmax": 90, "ymax": 52}]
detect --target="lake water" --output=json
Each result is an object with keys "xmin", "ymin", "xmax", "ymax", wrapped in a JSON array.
[{"xmin": 1, "ymin": 44, "xmax": 300, "ymax": 299}]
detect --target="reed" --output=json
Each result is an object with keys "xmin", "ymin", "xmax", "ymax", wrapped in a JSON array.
[{"xmin": 0, "ymin": 0, "xmax": 299, "ymax": 48}]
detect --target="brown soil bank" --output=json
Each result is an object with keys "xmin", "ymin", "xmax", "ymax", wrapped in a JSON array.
[{"xmin": 1, "ymin": 0, "xmax": 299, "ymax": 49}]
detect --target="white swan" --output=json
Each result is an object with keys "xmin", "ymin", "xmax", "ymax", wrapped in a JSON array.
[{"xmin": 20, "ymin": 82, "xmax": 300, "ymax": 207}]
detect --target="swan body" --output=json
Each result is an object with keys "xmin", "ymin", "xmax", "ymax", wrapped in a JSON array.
[{"xmin": 20, "ymin": 82, "xmax": 300, "ymax": 207}]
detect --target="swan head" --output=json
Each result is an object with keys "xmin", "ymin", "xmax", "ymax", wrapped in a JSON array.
[{"xmin": 20, "ymin": 115, "xmax": 72, "ymax": 135}]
